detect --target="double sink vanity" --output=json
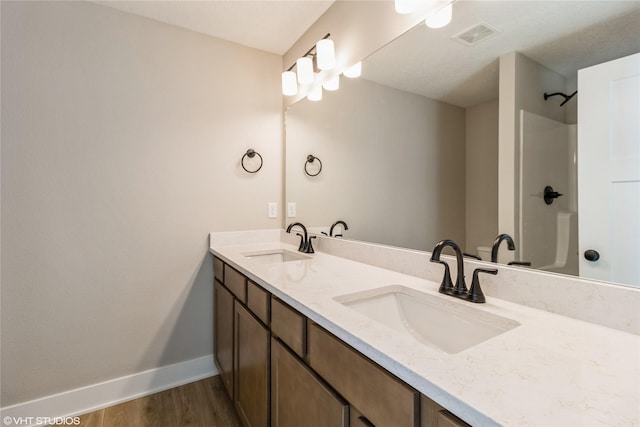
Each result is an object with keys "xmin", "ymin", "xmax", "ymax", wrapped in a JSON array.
[{"xmin": 209, "ymin": 229, "xmax": 640, "ymax": 427}]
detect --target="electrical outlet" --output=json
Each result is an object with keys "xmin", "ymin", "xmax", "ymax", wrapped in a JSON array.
[
  {"xmin": 287, "ymin": 202, "xmax": 296, "ymax": 218},
  {"xmin": 268, "ymin": 202, "xmax": 277, "ymax": 218}
]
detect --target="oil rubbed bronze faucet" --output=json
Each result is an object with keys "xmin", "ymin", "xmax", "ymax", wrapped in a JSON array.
[
  {"xmin": 491, "ymin": 234, "xmax": 532, "ymax": 266},
  {"xmin": 430, "ymin": 239, "xmax": 497, "ymax": 304},
  {"xmin": 491, "ymin": 234, "xmax": 515, "ymax": 263},
  {"xmin": 430, "ymin": 240, "xmax": 467, "ymax": 295},
  {"xmin": 329, "ymin": 220, "xmax": 349, "ymax": 237},
  {"xmin": 286, "ymin": 222, "xmax": 315, "ymax": 254}
]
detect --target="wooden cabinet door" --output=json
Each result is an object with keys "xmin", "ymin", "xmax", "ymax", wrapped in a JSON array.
[
  {"xmin": 421, "ymin": 395, "xmax": 470, "ymax": 427},
  {"xmin": 271, "ymin": 338, "xmax": 348, "ymax": 427},
  {"xmin": 214, "ymin": 280, "xmax": 235, "ymax": 399},
  {"xmin": 235, "ymin": 301, "xmax": 270, "ymax": 427},
  {"xmin": 308, "ymin": 323, "xmax": 419, "ymax": 427}
]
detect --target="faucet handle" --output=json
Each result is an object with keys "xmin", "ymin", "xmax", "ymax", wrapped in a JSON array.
[
  {"xmin": 304, "ymin": 235, "xmax": 316, "ymax": 254},
  {"xmin": 295, "ymin": 233, "xmax": 305, "ymax": 252},
  {"xmin": 507, "ymin": 261, "xmax": 531, "ymax": 267},
  {"xmin": 467, "ymin": 268, "xmax": 497, "ymax": 303},
  {"xmin": 431, "ymin": 260, "xmax": 454, "ymax": 294},
  {"xmin": 508, "ymin": 261, "xmax": 532, "ymax": 267}
]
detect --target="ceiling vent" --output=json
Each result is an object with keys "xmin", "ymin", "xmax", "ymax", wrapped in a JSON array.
[{"xmin": 452, "ymin": 22, "xmax": 499, "ymax": 47}]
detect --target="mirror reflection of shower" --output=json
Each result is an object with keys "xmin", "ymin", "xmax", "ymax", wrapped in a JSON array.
[{"xmin": 519, "ymin": 110, "xmax": 578, "ymax": 276}]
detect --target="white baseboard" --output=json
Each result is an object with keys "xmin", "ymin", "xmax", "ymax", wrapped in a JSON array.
[{"xmin": 0, "ymin": 355, "xmax": 218, "ymax": 426}]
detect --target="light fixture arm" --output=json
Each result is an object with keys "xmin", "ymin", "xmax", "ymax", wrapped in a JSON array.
[{"xmin": 285, "ymin": 33, "xmax": 331, "ymax": 72}]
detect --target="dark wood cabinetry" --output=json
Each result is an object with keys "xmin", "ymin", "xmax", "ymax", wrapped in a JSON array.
[
  {"xmin": 271, "ymin": 298, "xmax": 306, "ymax": 359},
  {"xmin": 421, "ymin": 395, "xmax": 470, "ymax": 427},
  {"xmin": 247, "ymin": 280, "xmax": 270, "ymax": 324},
  {"xmin": 224, "ymin": 264, "xmax": 247, "ymax": 302},
  {"xmin": 234, "ymin": 301, "xmax": 270, "ymax": 427},
  {"xmin": 214, "ymin": 280, "xmax": 235, "ymax": 398},
  {"xmin": 271, "ymin": 338, "xmax": 348, "ymax": 427},
  {"xmin": 308, "ymin": 322, "xmax": 419, "ymax": 427},
  {"xmin": 212, "ymin": 256, "xmax": 470, "ymax": 427},
  {"xmin": 214, "ymin": 258, "xmax": 270, "ymax": 427}
]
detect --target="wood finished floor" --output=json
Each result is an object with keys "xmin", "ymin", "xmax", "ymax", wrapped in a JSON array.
[{"xmin": 64, "ymin": 376, "xmax": 242, "ymax": 427}]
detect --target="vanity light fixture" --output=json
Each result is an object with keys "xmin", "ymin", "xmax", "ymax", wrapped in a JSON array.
[
  {"xmin": 394, "ymin": 0, "xmax": 455, "ymax": 29},
  {"xmin": 425, "ymin": 2, "xmax": 453, "ymax": 28},
  {"xmin": 323, "ymin": 74, "xmax": 340, "ymax": 91},
  {"xmin": 280, "ymin": 34, "xmax": 362, "ymax": 99},
  {"xmin": 296, "ymin": 57, "xmax": 314, "ymax": 85},
  {"xmin": 316, "ymin": 38, "xmax": 336, "ymax": 70},
  {"xmin": 281, "ymin": 71, "xmax": 298, "ymax": 96},
  {"xmin": 343, "ymin": 62, "xmax": 362, "ymax": 78},
  {"xmin": 307, "ymin": 85, "xmax": 323, "ymax": 101},
  {"xmin": 395, "ymin": 0, "xmax": 423, "ymax": 14},
  {"xmin": 281, "ymin": 33, "xmax": 335, "ymax": 96}
]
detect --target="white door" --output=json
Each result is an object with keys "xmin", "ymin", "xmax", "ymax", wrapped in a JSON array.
[{"xmin": 578, "ymin": 53, "xmax": 640, "ymax": 287}]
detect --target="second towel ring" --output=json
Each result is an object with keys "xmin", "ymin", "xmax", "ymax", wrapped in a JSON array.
[
  {"xmin": 241, "ymin": 149, "xmax": 263, "ymax": 173},
  {"xmin": 305, "ymin": 154, "xmax": 322, "ymax": 177}
]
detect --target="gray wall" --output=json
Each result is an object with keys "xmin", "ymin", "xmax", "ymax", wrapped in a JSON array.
[
  {"xmin": 498, "ymin": 52, "xmax": 568, "ymax": 258},
  {"xmin": 465, "ymin": 99, "xmax": 499, "ymax": 254},
  {"xmin": 1, "ymin": 1, "xmax": 282, "ymax": 405},
  {"xmin": 286, "ymin": 77, "xmax": 466, "ymax": 251}
]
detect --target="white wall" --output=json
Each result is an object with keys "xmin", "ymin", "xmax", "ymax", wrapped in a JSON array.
[
  {"xmin": 465, "ymin": 99, "xmax": 499, "ymax": 254},
  {"xmin": 498, "ymin": 52, "xmax": 568, "ymax": 260},
  {"xmin": 1, "ymin": 1, "xmax": 282, "ymax": 406},
  {"xmin": 520, "ymin": 111, "xmax": 578, "ymax": 274},
  {"xmin": 286, "ymin": 77, "xmax": 466, "ymax": 251}
]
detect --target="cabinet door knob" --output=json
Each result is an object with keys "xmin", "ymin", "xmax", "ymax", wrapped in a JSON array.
[{"xmin": 584, "ymin": 249, "xmax": 600, "ymax": 262}]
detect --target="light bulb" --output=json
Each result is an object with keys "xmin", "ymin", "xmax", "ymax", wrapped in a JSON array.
[
  {"xmin": 307, "ymin": 85, "xmax": 322, "ymax": 101},
  {"xmin": 316, "ymin": 39, "xmax": 336, "ymax": 70},
  {"xmin": 323, "ymin": 75, "xmax": 340, "ymax": 91},
  {"xmin": 343, "ymin": 62, "xmax": 362, "ymax": 78},
  {"xmin": 426, "ymin": 3, "xmax": 452, "ymax": 29},
  {"xmin": 281, "ymin": 71, "xmax": 298, "ymax": 96},
  {"xmin": 296, "ymin": 57, "xmax": 314, "ymax": 85},
  {"xmin": 395, "ymin": 0, "xmax": 423, "ymax": 14}
]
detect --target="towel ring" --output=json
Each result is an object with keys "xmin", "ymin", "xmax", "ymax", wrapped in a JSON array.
[
  {"xmin": 305, "ymin": 154, "xmax": 322, "ymax": 177},
  {"xmin": 241, "ymin": 149, "xmax": 263, "ymax": 173}
]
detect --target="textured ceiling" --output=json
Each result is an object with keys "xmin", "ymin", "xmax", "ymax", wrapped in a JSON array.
[
  {"xmin": 363, "ymin": 1, "xmax": 640, "ymax": 108},
  {"xmin": 91, "ymin": 0, "xmax": 335, "ymax": 55}
]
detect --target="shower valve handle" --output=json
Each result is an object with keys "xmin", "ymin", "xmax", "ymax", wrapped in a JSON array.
[{"xmin": 544, "ymin": 185, "xmax": 563, "ymax": 205}]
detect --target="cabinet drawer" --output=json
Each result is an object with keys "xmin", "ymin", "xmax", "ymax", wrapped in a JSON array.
[
  {"xmin": 436, "ymin": 411, "xmax": 470, "ymax": 427},
  {"xmin": 213, "ymin": 257, "xmax": 224, "ymax": 283},
  {"xmin": 272, "ymin": 338, "xmax": 348, "ymax": 427},
  {"xmin": 247, "ymin": 280, "xmax": 270, "ymax": 325},
  {"xmin": 308, "ymin": 322, "xmax": 419, "ymax": 427},
  {"xmin": 271, "ymin": 298, "xmax": 306, "ymax": 358},
  {"xmin": 224, "ymin": 265, "xmax": 246, "ymax": 302}
]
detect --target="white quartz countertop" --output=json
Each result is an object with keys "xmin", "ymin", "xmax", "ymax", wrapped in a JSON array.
[{"xmin": 210, "ymin": 234, "xmax": 640, "ymax": 427}]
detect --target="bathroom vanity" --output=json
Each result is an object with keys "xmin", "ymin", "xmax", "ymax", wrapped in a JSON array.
[{"xmin": 209, "ymin": 229, "xmax": 639, "ymax": 427}]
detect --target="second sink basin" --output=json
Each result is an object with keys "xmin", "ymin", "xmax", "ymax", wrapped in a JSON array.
[
  {"xmin": 335, "ymin": 285, "xmax": 520, "ymax": 354},
  {"xmin": 243, "ymin": 249, "xmax": 310, "ymax": 264}
]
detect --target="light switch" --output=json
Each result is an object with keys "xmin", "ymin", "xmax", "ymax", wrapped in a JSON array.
[
  {"xmin": 287, "ymin": 202, "xmax": 296, "ymax": 218},
  {"xmin": 268, "ymin": 202, "xmax": 278, "ymax": 218}
]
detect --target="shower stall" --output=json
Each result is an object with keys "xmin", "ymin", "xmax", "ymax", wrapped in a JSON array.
[{"xmin": 519, "ymin": 110, "xmax": 578, "ymax": 275}]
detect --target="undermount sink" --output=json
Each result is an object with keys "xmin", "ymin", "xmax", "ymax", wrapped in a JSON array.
[
  {"xmin": 243, "ymin": 249, "xmax": 310, "ymax": 264},
  {"xmin": 335, "ymin": 285, "xmax": 520, "ymax": 354}
]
